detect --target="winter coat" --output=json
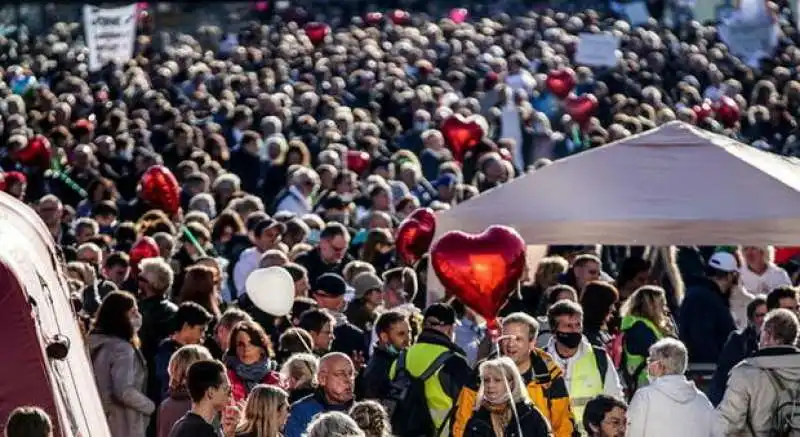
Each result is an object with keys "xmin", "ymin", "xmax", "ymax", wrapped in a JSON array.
[
  {"xmin": 716, "ymin": 346, "xmax": 800, "ymax": 437},
  {"xmin": 708, "ymin": 325, "xmax": 760, "ymax": 406},
  {"xmin": 361, "ymin": 345, "xmax": 398, "ymax": 400},
  {"xmin": 283, "ymin": 390, "xmax": 354, "ymax": 437},
  {"xmin": 627, "ymin": 374, "xmax": 716, "ymax": 437},
  {"xmin": 89, "ymin": 333, "xmax": 156, "ymax": 437},
  {"xmin": 464, "ymin": 401, "xmax": 552, "ymax": 437},
  {"xmin": 157, "ymin": 388, "xmax": 191, "ymax": 437},
  {"xmin": 679, "ymin": 278, "xmax": 737, "ymax": 363}
]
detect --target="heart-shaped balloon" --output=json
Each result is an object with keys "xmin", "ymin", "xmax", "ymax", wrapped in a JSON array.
[
  {"xmin": 364, "ymin": 12, "xmax": 384, "ymax": 26},
  {"xmin": 304, "ymin": 22, "xmax": 329, "ymax": 45},
  {"xmin": 395, "ymin": 208, "xmax": 437, "ymax": 266},
  {"xmin": 12, "ymin": 135, "xmax": 51, "ymax": 168},
  {"xmin": 431, "ymin": 225, "xmax": 526, "ymax": 330},
  {"xmin": 449, "ymin": 8, "xmax": 468, "ymax": 24},
  {"xmin": 129, "ymin": 236, "xmax": 160, "ymax": 277},
  {"xmin": 139, "ymin": 165, "xmax": 180, "ymax": 215},
  {"xmin": 545, "ymin": 68, "xmax": 577, "ymax": 99},
  {"xmin": 440, "ymin": 114, "xmax": 485, "ymax": 161},
  {"xmin": 715, "ymin": 96, "xmax": 740, "ymax": 128},
  {"xmin": 692, "ymin": 100, "xmax": 714, "ymax": 123},
  {"xmin": 346, "ymin": 150, "xmax": 371, "ymax": 175},
  {"xmin": 390, "ymin": 9, "xmax": 410, "ymax": 25},
  {"xmin": 564, "ymin": 93, "xmax": 598, "ymax": 126}
]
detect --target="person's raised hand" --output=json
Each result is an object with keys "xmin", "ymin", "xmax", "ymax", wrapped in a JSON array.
[{"xmin": 221, "ymin": 403, "xmax": 242, "ymax": 437}]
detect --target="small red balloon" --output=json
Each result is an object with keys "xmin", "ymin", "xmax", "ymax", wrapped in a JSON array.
[
  {"xmin": 545, "ymin": 68, "xmax": 577, "ymax": 99},
  {"xmin": 431, "ymin": 225, "xmax": 526, "ymax": 328},
  {"xmin": 304, "ymin": 22, "xmax": 329, "ymax": 45},
  {"xmin": 346, "ymin": 150, "xmax": 370, "ymax": 175},
  {"xmin": 364, "ymin": 12, "xmax": 384, "ymax": 26},
  {"xmin": 11, "ymin": 135, "xmax": 51, "ymax": 168},
  {"xmin": 389, "ymin": 9, "xmax": 410, "ymax": 25},
  {"xmin": 129, "ymin": 236, "xmax": 160, "ymax": 277},
  {"xmin": 693, "ymin": 100, "xmax": 714, "ymax": 123},
  {"xmin": 138, "ymin": 165, "xmax": 180, "ymax": 215},
  {"xmin": 564, "ymin": 93, "xmax": 598, "ymax": 126},
  {"xmin": 715, "ymin": 96, "xmax": 741, "ymax": 128},
  {"xmin": 395, "ymin": 208, "xmax": 437, "ymax": 266},
  {"xmin": 440, "ymin": 114, "xmax": 484, "ymax": 161}
]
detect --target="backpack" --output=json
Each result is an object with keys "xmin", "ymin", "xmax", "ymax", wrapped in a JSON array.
[
  {"xmin": 763, "ymin": 369, "xmax": 800, "ymax": 437},
  {"xmin": 383, "ymin": 349, "xmax": 454, "ymax": 437}
]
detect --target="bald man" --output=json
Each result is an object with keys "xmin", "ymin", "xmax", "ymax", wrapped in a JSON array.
[{"xmin": 284, "ymin": 352, "xmax": 355, "ymax": 437}]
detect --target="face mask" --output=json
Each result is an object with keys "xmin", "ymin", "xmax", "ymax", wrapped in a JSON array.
[
  {"xmin": 387, "ymin": 344, "xmax": 400, "ymax": 355},
  {"xmin": 131, "ymin": 313, "xmax": 143, "ymax": 332},
  {"xmin": 486, "ymin": 390, "xmax": 511, "ymax": 405},
  {"xmin": 555, "ymin": 331, "xmax": 582, "ymax": 349}
]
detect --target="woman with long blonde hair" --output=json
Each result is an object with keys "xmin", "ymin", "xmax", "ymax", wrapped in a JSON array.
[
  {"xmin": 236, "ymin": 385, "xmax": 290, "ymax": 437},
  {"xmin": 157, "ymin": 345, "xmax": 213, "ymax": 437},
  {"xmin": 463, "ymin": 357, "xmax": 551, "ymax": 437},
  {"xmin": 619, "ymin": 285, "xmax": 676, "ymax": 394}
]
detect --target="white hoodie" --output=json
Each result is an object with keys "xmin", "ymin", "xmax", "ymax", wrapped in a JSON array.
[{"xmin": 627, "ymin": 374, "xmax": 717, "ymax": 437}]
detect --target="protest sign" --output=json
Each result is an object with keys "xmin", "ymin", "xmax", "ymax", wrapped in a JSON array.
[
  {"xmin": 610, "ymin": 1, "xmax": 651, "ymax": 25},
  {"xmin": 718, "ymin": 8, "xmax": 779, "ymax": 68},
  {"xmin": 574, "ymin": 33, "xmax": 620, "ymax": 67},
  {"xmin": 83, "ymin": 4, "xmax": 137, "ymax": 71}
]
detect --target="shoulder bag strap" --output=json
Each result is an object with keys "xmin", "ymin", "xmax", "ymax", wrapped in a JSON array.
[{"xmin": 419, "ymin": 351, "xmax": 454, "ymax": 381}]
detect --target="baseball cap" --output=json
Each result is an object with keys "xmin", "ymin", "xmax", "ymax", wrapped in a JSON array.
[
  {"xmin": 314, "ymin": 273, "xmax": 348, "ymax": 297},
  {"xmin": 253, "ymin": 218, "xmax": 286, "ymax": 236},
  {"xmin": 352, "ymin": 272, "xmax": 384, "ymax": 299},
  {"xmin": 423, "ymin": 303, "xmax": 458, "ymax": 326},
  {"xmin": 708, "ymin": 252, "xmax": 738, "ymax": 273}
]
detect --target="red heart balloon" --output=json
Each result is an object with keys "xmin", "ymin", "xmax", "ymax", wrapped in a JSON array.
[
  {"xmin": 390, "ymin": 9, "xmax": 410, "ymax": 25},
  {"xmin": 346, "ymin": 150, "xmax": 370, "ymax": 175},
  {"xmin": 139, "ymin": 165, "xmax": 180, "ymax": 215},
  {"xmin": 395, "ymin": 208, "xmax": 437, "ymax": 266},
  {"xmin": 304, "ymin": 22, "xmax": 329, "ymax": 45},
  {"xmin": 129, "ymin": 236, "xmax": 160, "ymax": 277},
  {"xmin": 12, "ymin": 135, "xmax": 51, "ymax": 168},
  {"xmin": 545, "ymin": 68, "xmax": 576, "ymax": 99},
  {"xmin": 365, "ymin": 12, "xmax": 384, "ymax": 26},
  {"xmin": 693, "ymin": 100, "xmax": 714, "ymax": 123},
  {"xmin": 440, "ymin": 114, "xmax": 484, "ymax": 161},
  {"xmin": 564, "ymin": 93, "xmax": 598, "ymax": 126},
  {"xmin": 431, "ymin": 225, "xmax": 526, "ymax": 330},
  {"xmin": 715, "ymin": 96, "xmax": 741, "ymax": 128}
]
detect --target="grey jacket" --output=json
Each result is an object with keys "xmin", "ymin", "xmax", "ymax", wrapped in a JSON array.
[
  {"xmin": 716, "ymin": 346, "xmax": 800, "ymax": 437},
  {"xmin": 89, "ymin": 333, "xmax": 156, "ymax": 437}
]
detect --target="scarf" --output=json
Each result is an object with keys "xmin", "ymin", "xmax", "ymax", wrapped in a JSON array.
[
  {"xmin": 226, "ymin": 355, "xmax": 271, "ymax": 392},
  {"xmin": 484, "ymin": 402, "xmax": 512, "ymax": 437}
]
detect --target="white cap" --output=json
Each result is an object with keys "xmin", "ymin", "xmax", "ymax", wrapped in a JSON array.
[{"xmin": 709, "ymin": 252, "xmax": 738, "ymax": 273}]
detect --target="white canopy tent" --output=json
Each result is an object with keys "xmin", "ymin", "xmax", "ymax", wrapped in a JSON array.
[{"xmin": 428, "ymin": 121, "xmax": 800, "ymax": 299}]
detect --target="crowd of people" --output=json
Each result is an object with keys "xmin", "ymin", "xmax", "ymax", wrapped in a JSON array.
[{"xmin": 3, "ymin": 0, "xmax": 800, "ymax": 436}]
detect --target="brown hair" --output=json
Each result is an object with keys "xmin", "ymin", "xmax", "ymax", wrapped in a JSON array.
[
  {"xmin": 226, "ymin": 320, "xmax": 274, "ymax": 360},
  {"xmin": 179, "ymin": 265, "xmax": 221, "ymax": 318}
]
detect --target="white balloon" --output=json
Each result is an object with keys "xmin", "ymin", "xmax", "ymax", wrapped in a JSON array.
[{"xmin": 245, "ymin": 267, "xmax": 294, "ymax": 317}]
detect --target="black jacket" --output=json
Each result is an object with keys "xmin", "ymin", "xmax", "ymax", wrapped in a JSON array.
[
  {"xmin": 678, "ymin": 278, "xmax": 737, "ymax": 363},
  {"xmin": 139, "ymin": 295, "xmax": 178, "ymax": 401},
  {"xmin": 708, "ymin": 324, "xmax": 760, "ymax": 406},
  {"xmin": 295, "ymin": 247, "xmax": 355, "ymax": 286},
  {"xmin": 361, "ymin": 345, "xmax": 399, "ymax": 400},
  {"xmin": 464, "ymin": 401, "xmax": 552, "ymax": 437}
]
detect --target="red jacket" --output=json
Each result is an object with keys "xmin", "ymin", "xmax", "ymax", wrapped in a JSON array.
[{"xmin": 227, "ymin": 368, "xmax": 287, "ymax": 402}]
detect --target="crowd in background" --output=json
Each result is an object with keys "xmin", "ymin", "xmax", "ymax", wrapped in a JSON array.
[{"xmin": 2, "ymin": 0, "xmax": 800, "ymax": 436}]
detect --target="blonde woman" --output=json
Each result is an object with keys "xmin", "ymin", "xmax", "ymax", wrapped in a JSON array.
[
  {"xmin": 280, "ymin": 353, "xmax": 318, "ymax": 403},
  {"xmin": 157, "ymin": 345, "xmax": 213, "ymax": 437},
  {"xmin": 620, "ymin": 286, "xmax": 676, "ymax": 393},
  {"xmin": 464, "ymin": 357, "xmax": 551, "ymax": 437},
  {"xmin": 349, "ymin": 401, "xmax": 392, "ymax": 437},
  {"xmin": 236, "ymin": 385, "xmax": 290, "ymax": 437}
]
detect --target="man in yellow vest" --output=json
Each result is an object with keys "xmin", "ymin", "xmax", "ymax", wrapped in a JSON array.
[
  {"xmin": 545, "ymin": 300, "xmax": 623, "ymax": 435},
  {"xmin": 451, "ymin": 312, "xmax": 576, "ymax": 437},
  {"xmin": 388, "ymin": 303, "xmax": 472, "ymax": 436}
]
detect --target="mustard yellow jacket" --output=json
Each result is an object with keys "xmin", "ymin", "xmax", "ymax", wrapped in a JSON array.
[{"xmin": 451, "ymin": 348, "xmax": 575, "ymax": 437}]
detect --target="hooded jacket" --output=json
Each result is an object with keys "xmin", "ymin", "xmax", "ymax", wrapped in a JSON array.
[
  {"xmin": 716, "ymin": 346, "xmax": 800, "ymax": 437},
  {"xmin": 627, "ymin": 374, "xmax": 716, "ymax": 437}
]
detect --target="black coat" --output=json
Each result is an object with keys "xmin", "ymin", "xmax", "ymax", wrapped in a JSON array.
[
  {"xmin": 464, "ymin": 402, "xmax": 552, "ymax": 437},
  {"xmin": 361, "ymin": 345, "xmax": 398, "ymax": 400},
  {"xmin": 707, "ymin": 324, "xmax": 760, "ymax": 406}
]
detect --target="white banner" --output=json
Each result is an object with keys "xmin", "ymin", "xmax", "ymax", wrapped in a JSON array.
[
  {"xmin": 574, "ymin": 33, "xmax": 621, "ymax": 67},
  {"xmin": 719, "ymin": 11, "xmax": 779, "ymax": 68},
  {"xmin": 83, "ymin": 4, "xmax": 137, "ymax": 71}
]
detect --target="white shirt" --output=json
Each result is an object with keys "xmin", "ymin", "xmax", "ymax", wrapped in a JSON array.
[
  {"xmin": 740, "ymin": 263, "xmax": 791, "ymax": 295},
  {"xmin": 275, "ymin": 186, "xmax": 312, "ymax": 216}
]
